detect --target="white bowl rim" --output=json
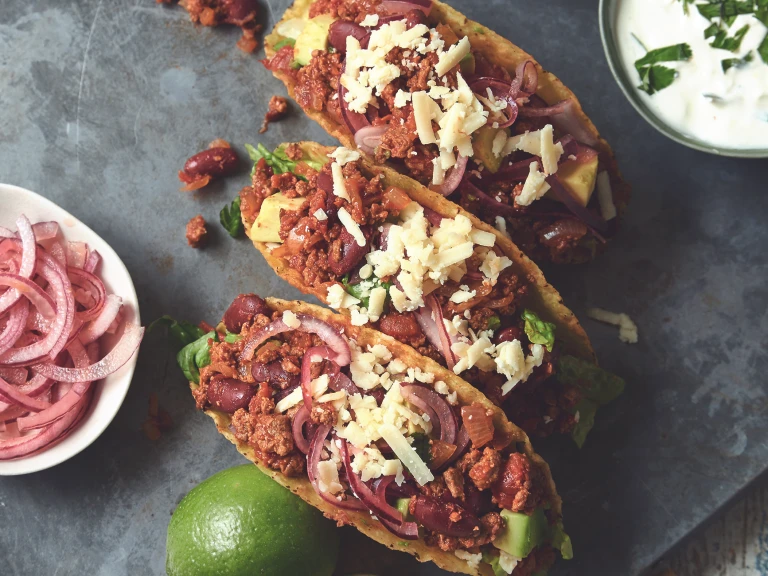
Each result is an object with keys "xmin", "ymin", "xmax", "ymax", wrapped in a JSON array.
[
  {"xmin": 0, "ymin": 184, "xmax": 141, "ymax": 476},
  {"xmin": 599, "ymin": 0, "xmax": 768, "ymax": 159}
]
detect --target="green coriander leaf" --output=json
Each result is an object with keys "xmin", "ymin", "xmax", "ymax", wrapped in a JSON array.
[
  {"xmin": 220, "ymin": 197, "xmax": 244, "ymax": 238},
  {"xmin": 710, "ymin": 23, "xmax": 750, "ymax": 51},
  {"xmin": 759, "ymin": 33, "xmax": 768, "ymax": 62},
  {"xmin": 704, "ymin": 22, "xmax": 722, "ymax": 39},
  {"xmin": 634, "ymin": 43, "xmax": 692, "ymax": 70},
  {"xmin": 148, "ymin": 315, "xmax": 206, "ymax": 346},
  {"xmin": 521, "ymin": 309, "xmax": 556, "ymax": 352},
  {"xmin": 637, "ymin": 65, "xmax": 678, "ymax": 95},
  {"xmin": 722, "ymin": 51, "xmax": 753, "ymax": 71},
  {"xmin": 273, "ymin": 38, "xmax": 296, "ymax": 50}
]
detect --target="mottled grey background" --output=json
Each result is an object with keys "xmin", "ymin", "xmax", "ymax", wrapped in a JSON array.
[{"xmin": 0, "ymin": 0, "xmax": 767, "ymax": 575}]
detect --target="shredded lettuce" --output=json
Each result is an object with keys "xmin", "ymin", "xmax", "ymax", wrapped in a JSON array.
[
  {"xmin": 148, "ymin": 316, "xmax": 206, "ymax": 346},
  {"xmin": 522, "ymin": 310, "xmax": 556, "ymax": 352}
]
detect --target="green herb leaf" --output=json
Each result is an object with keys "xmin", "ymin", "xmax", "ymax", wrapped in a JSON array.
[
  {"xmin": 410, "ymin": 433, "xmax": 432, "ymax": 464},
  {"xmin": 177, "ymin": 331, "xmax": 215, "ymax": 384},
  {"xmin": 557, "ymin": 355, "xmax": 626, "ymax": 406},
  {"xmin": 722, "ymin": 51, "xmax": 753, "ymax": 70},
  {"xmin": 521, "ymin": 310, "xmax": 556, "ymax": 352},
  {"xmin": 759, "ymin": 33, "xmax": 768, "ymax": 62},
  {"xmin": 246, "ymin": 143, "xmax": 294, "ymax": 176},
  {"xmin": 273, "ymin": 38, "xmax": 296, "ymax": 50},
  {"xmin": 551, "ymin": 521, "xmax": 574, "ymax": 560},
  {"xmin": 634, "ymin": 43, "xmax": 692, "ymax": 70},
  {"xmin": 342, "ymin": 276, "xmax": 392, "ymax": 310},
  {"xmin": 710, "ymin": 23, "xmax": 750, "ymax": 51},
  {"xmin": 486, "ymin": 315, "xmax": 501, "ymax": 332},
  {"xmin": 704, "ymin": 22, "xmax": 722, "ymax": 39},
  {"xmin": 148, "ymin": 315, "xmax": 206, "ymax": 346},
  {"xmin": 637, "ymin": 64, "xmax": 679, "ymax": 95},
  {"xmin": 220, "ymin": 197, "xmax": 244, "ymax": 238}
]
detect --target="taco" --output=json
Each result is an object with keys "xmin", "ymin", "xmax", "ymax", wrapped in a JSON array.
[
  {"xmin": 238, "ymin": 141, "xmax": 624, "ymax": 446},
  {"xmin": 262, "ymin": 0, "xmax": 631, "ymax": 265},
  {"xmin": 179, "ymin": 294, "xmax": 572, "ymax": 575}
]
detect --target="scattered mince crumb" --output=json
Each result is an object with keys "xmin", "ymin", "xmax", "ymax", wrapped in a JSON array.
[
  {"xmin": 159, "ymin": 0, "xmax": 262, "ymax": 53},
  {"xmin": 260, "ymin": 96, "xmax": 289, "ymax": 133},
  {"xmin": 587, "ymin": 307, "xmax": 638, "ymax": 344},
  {"xmin": 186, "ymin": 215, "xmax": 208, "ymax": 248}
]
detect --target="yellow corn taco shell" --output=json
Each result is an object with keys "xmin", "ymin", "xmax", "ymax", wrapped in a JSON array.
[
  {"xmin": 190, "ymin": 297, "xmax": 564, "ymax": 576},
  {"xmin": 264, "ymin": 0, "xmax": 631, "ymax": 263}
]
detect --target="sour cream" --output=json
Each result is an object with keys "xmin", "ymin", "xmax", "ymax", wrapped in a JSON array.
[{"xmin": 615, "ymin": 0, "xmax": 768, "ymax": 150}]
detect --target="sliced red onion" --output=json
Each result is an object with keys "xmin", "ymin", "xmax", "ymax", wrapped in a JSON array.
[
  {"xmin": 354, "ymin": 124, "xmax": 389, "ymax": 155},
  {"xmin": 240, "ymin": 314, "xmax": 351, "ymax": 366},
  {"xmin": 68, "ymin": 267, "xmax": 106, "ymax": 322},
  {"xmin": 470, "ymin": 77, "xmax": 520, "ymax": 129},
  {"xmin": 31, "ymin": 323, "xmax": 143, "ymax": 382},
  {"xmin": 79, "ymin": 294, "xmax": 122, "ymax": 344},
  {"xmin": 307, "ymin": 426, "xmax": 367, "ymax": 511},
  {"xmin": 545, "ymin": 175, "xmax": 607, "ymax": 233},
  {"xmin": 340, "ymin": 438, "xmax": 403, "ymax": 523},
  {"xmin": 0, "ymin": 216, "xmax": 36, "ymax": 314},
  {"xmin": 401, "ymin": 384, "xmax": 457, "ymax": 445},
  {"xmin": 17, "ymin": 341, "xmax": 92, "ymax": 432},
  {"xmin": 339, "ymin": 83, "xmax": 371, "ymax": 135},
  {"xmin": 380, "ymin": 0, "xmax": 432, "ymax": 16},
  {"xmin": 67, "ymin": 242, "xmax": 88, "ymax": 269},
  {"xmin": 0, "ymin": 273, "xmax": 56, "ymax": 319},
  {"xmin": 427, "ymin": 295, "xmax": 457, "ymax": 370},
  {"xmin": 0, "ymin": 376, "xmax": 51, "ymax": 412},
  {"xmin": 430, "ymin": 155, "xmax": 468, "ymax": 197},
  {"xmin": 520, "ymin": 97, "xmax": 599, "ymax": 147},
  {"xmin": 0, "ymin": 301, "xmax": 29, "ymax": 356},
  {"xmin": 292, "ymin": 404, "xmax": 313, "ymax": 454},
  {"xmin": 414, "ymin": 306, "xmax": 444, "ymax": 356},
  {"xmin": 0, "ymin": 392, "xmax": 88, "ymax": 460},
  {"xmin": 0, "ymin": 367, "xmax": 28, "ymax": 385},
  {"xmin": 84, "ymin": 250, "xmax": 101, "ymax": 274},
  {"xmin": 328, "ymin": 370, "xmax": 359, "ymax": 396},
  {"xmin": 374, "ymin": 476, "xmax": 419, "ymax": 540}
]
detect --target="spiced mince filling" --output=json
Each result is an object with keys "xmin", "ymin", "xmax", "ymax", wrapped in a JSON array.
[
  {"xmin": 240, "ymin": 143, "xmax": 621, "ymax": 443},
  {"xmin": 265, "ymin": 0, "xmax": 620, "ymax": 264},
  {"xmin": 189, "ymin": 294, "xmax": 569, "ymax": 574}
]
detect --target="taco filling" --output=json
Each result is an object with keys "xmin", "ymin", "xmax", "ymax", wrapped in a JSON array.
[
  {"xmin": 183, "ymin": 294, "xmax": 571, "ymax": 575},
  {"xmin": 239, "ymin": 144, "xmax": 623, "ymax": 445},
  {"xmin": 264, "ymin": 0, "xmax": 624, "ymax": 264}
]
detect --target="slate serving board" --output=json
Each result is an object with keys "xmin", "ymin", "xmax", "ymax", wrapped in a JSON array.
[{"xmin": 1, "ymin": 0, "xmax": 766, "ymax": 574}]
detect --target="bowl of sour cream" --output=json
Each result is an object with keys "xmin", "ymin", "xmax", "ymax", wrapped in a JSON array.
[{"xmin": 600, "ymin": 0, "xmax": 768, "ymax": 157}]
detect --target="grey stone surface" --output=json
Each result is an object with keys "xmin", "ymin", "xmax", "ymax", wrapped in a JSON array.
[{"xmin": 0, "ymin": 0, "xmax": 766, "ymax": 574}]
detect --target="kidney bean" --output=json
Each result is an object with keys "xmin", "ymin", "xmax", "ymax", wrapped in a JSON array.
[
  {"xmin": 378, "ymin": 312, "xmax": 424, "ymax": 341},
  {"xmin": 183, "ymin": 147, "xmax": 238, "ymax": 178},
  {"xmin": 329, "ymin": 20, "xmax": 370, "ymax": 52},
  {"xmin": 223, "ymin": 294, "xmax": 269, "ymax": 333},
  {"xmin": 494, "ymin": 326, "xmax": 525, "ymax": 344},
  {"xmin": 409, "ymin": 495, "xmax": 480, "ymax": 538},
  {"xmin": 328, "ymin": 226, "xmax": 369, "ymax": 276},
  {"xmin": 251, "ymin": 361, "xmax": 300, "ymax": 390},
  {"xmin": 405, "ymin": 9, "xmax": 427, "ymax": 29},
  {"xmin": 207, "ymin": 376, "xmax": 256, "ymax": 413}
]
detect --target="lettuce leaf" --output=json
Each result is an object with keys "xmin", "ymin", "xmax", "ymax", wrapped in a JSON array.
[{"xmin": 522, "ymin": 310, "xmax": 556, "ymax": 352}]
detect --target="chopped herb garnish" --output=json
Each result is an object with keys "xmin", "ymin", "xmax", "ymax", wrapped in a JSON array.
[
  {"xmin": 273, "ymin": 38, "xmax": 296, "ymax": 50},
  {"xmin": 759, "ymin": 33, "xmax": 768, "ymax": 62},
  {"xmin": 709, "ymin": 23, "xmax": 750, "ymax": 51},
  {"xmin": 633, "ymin": 43, "xmax": 692, "ymax": 95},
  {"xmin": 722, "ymin": 51, "xmax": 754, "ymax": 70},
  {"xmin": 342, "ymin": 275, "xmax": 392, "ymax": 310},
  {"xmin": 246, "ymin": 143, "xmax": 323, "ymax": 181},
  {"xmin": 220, "ymin": 197, "xmax": 244, "ymax": 238}
]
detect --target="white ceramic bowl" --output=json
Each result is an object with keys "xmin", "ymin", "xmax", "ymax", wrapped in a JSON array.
[{"xmin": 0, "ymin": 184, "xmax": 141, "ymax": 475}]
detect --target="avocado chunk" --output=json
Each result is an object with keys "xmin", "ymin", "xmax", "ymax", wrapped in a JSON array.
[
  {"xmin": 293, "ymin": 15, "xmax": 335, "ymax": 66},
  {"xmin": 249, "ymin": 193, "xmax": 307, "ymax": 243},
  {"xmin": 473, "ymin": 126, "xmax": 507, "ymax": 174},
  {"xmin": 460, "ymin": 52, "xmax": 476, "ymax": 75},
  {"xmin": 549, "ymin": 154, "xmax": 599, "ymax": 207},
  {"xmin": 493, "ymin": 508, "xmax": 549, "ymax": 559},
  {"xmin": 396, "ymin": 498, "xmax": 412, "ymax": 521}
]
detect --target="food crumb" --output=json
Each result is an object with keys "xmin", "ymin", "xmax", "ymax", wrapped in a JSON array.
[
  {"xmin": 186, "ymin": 215, "xmax": 208, "ymax": 248},
  {"xmin": 587, "ymin": 307, "xmax": 638, "ymax": 344},
  {"xmin": 260, "ymin": 96, "xmax": 289, "ymax": 133},
  {"xmin": 160, "ymin": 0, "xmax": 262, "ymax": 53}
]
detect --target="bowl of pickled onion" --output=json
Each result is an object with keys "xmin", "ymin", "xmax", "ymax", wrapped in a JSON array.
[{"xmin": 0, "ymin": 184, "xmax": 143, "ymax": 475}]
